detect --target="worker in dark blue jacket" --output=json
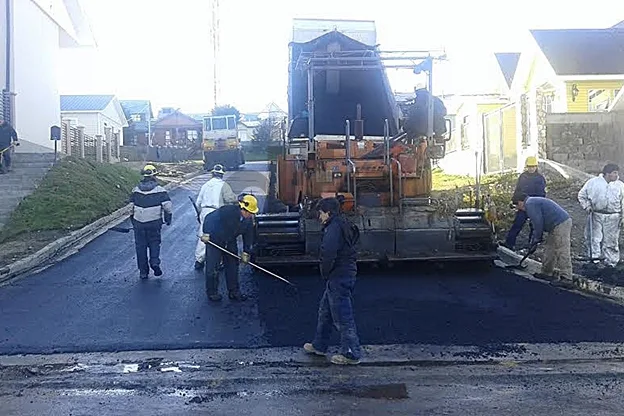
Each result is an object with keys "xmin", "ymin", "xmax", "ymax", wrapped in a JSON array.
[
  {"xmin": 200, "ymin": 194, "xmax": 258, "ymax": 302},
  {"xmin": 504, "ymin": 156, "xmax": 547, "ymax": 250},
  {"xmin": 304, "ymin": 197, "xmax": 362, "ymax": 365}
]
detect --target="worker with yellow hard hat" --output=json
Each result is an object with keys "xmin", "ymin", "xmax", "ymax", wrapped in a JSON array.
[
  {"xmin": 130, "ymin": 163, "xmax": 173, "ymax": 279},
  {"xmin": 200, "ymin": 193, "xmax": 259, "ymax": 302},
  {"xmin": 502, "ymin": 156, "xmax": 546, "ymax": 250}
]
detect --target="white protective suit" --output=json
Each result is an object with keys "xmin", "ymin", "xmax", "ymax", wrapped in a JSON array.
[
  {"xmin": 578, "ymin": 175, "xmax": 624, "ymax": 266},
  {"xmin": 194, "ymin": 176, "xmax": 238, "ymax": 263}
]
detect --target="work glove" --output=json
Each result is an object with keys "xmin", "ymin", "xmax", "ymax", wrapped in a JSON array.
[
  {"xmin": 585, "ymin": 206, "xmax": 592, "ymax": 214},
  {"xmin": 241, "ymin": 252, "xmax": 250, "ymax": 264},
  {"xmin": 620, "ymin": 217, "xmax": 624, "ymax": 228},
  {"xmin": 201, "ymin": 233, "xmax": 211, "ymax": 243},
  {"xmin": 164, "ymin": 213, "xmax": 172, "ymax": 226}
]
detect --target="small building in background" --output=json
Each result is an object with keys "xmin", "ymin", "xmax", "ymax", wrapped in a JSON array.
[
  {"xmin": 151, "ymin": 108, "xmax": 202, "ymax": 147},
  {"xmin": 60, "ymin": 94, "xmax": 127, "ymax": 144},
  {"xmin": 120, "ymin": 100, "xmax": 153, "ymax": 146}
]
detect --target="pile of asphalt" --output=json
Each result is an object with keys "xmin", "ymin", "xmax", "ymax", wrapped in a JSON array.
[{"xmin": 576, "ymin": 263, "xmax": 624, "ymax": 286}]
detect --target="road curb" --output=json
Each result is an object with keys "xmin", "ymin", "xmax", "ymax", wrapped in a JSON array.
[
  {"xmin": 0, "ymin": 170, "xmax": 205, "ymax": 285},
  {"xmin": 497, "ymin": 246, "xmax": 624, "ymax": 303},
  {"xmin": 2, "ymin": 342, "xmax": 624, "ymax": 368}
]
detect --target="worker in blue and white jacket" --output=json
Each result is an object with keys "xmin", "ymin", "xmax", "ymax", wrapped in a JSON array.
[{"xmin": 130, "ymin": 164, "xmax": 173, "ymax": 279}]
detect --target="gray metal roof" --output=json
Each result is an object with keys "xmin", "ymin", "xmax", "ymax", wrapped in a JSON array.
[
  {"xmin": 531, "ymin": 29, "xmax": 624, "ymax": 76},
  {"xmin": 61, "ymin": 95, "xmax": 114, "ymax": 112},
  {"xmin": 494, "ymin": 53, "xmax": 521, "ymax": 88},
  {"xmin": 120, "ymin": 100, "xmax": 152, "ymax": 118}
]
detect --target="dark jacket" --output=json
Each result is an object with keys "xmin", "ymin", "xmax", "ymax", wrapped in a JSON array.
[
  {"xmin": 203, "ymin": 204, "xmax": 254, "ymax": 252},
  {"xmin": 130, "ymin": 178, "xmax": 173, "ymax": 226},
  {"xmin": 524, "ymin": 197, "xmax": 570, "ymax": 244},
  {"xmin": 320, "ymin": 214, "xmax": 360, "ymax": 279},
  {"xmin": 513, "ymin": 171, "xmax": 546, "ymax": 200},
  {"xmin": 0, "ymin": 123, "xmax": 18, "ymax": 149}
]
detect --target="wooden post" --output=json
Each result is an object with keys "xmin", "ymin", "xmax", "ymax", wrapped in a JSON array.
[
  {"xmin": 106, "ymin": 139, "xmax": 112, "ymax": 163},
  {"xmin": 95, "ymin": 134, "xmax": 103, "ymax": 162},
  {"xmin": 62, "ymin": 122, "xmax": 71, "ymax": 156},
  {"xmin": 77, "ymin": 126, "xmax": 86, "ymax": 158}
]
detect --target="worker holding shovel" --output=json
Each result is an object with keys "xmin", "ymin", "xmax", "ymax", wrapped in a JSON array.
[
  {"xmin": 200, "ymin": 194, "xmax": 258, "ymax": 302},
  {"xmin": 513, "ymin": 194, "xmax": 572, "ymax": 285}
]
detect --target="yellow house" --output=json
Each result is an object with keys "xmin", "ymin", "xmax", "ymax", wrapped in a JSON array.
[
  {"xmin": 530, "ymin": 28, "xmax": 624, "ymax": 112},
  {"xmin": 437, "ymin": 93, "xmax": 510, "ymax": 176},
  {"xmin": 494, "ymin": 22, "xmax": 624, "ymax": 169}
]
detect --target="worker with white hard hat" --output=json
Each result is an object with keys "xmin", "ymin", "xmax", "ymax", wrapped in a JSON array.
[{"xmin": 193, "ymin": 164, "xmax": 238, "ymax": 270}]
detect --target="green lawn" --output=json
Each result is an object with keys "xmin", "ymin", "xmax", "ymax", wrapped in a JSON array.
[{"xmin": 0, "ymin": 157, "xmax": 142, "ymax": 242}]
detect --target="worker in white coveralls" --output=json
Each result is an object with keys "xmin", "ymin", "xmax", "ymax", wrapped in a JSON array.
[
  {"xmin": 194, "ymin": 164, "xmax": 238, "ymax": 270},
  {"xmin": 578, "ymin": 163, "xmax": 624, "ymax": 268}
]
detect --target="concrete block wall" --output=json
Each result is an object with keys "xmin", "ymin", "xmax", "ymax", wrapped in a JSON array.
[{"xmin": 545, "ymin": 112, "xmax": 624, "ymax": 174}]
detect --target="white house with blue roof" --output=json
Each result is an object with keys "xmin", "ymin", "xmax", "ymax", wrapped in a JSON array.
[{"xmin": 60, "ymin": 95, "xmax": 128, "ymax": 145}]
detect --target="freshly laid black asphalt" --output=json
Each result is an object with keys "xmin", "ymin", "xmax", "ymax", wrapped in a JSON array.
[{"xmin": 2, "ymin": 163, "xmax": 624, "ymax": 355}]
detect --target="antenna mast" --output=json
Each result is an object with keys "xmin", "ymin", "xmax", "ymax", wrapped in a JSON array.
[{"xmin": 209, "ymin": 0, "xmax": 220, "ymax": 107}]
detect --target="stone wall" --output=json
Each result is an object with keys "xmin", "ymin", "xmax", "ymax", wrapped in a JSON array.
[
  {"xmin": 535, "ymin": 90, "xmax": 548, "ymax": 158},
  {"xmin": 545, "ymin": 112, "xmax": 624, "ymax": 174}
]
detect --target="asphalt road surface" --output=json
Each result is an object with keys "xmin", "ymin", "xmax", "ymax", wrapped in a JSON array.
[{"xmin": 2, "ymin": 162, "xmax": 624, "ymax": 355}]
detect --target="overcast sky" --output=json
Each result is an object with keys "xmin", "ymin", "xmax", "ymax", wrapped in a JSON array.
[{"xmin": 58, "ymin": 0, "xmax": 623, "ymax": 115}]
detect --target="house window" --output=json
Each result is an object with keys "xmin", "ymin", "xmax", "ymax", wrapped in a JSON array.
[
  {"xmin": 543, "ymin": 93, "xmax": 555, "ymax": 114},
  {"xmin": 131, "ymin": 114, "xmax": 142, "ymax": 122},
  {"xmin": 187, "ymin": 130, "xmax": 198, "ymax": 141},
  {"xmin": 588, "ymin": 89, "xmax": 609, "ymax": 112},
  {"xmin": 165, "ymin": 130, "xmax": 171, "ymax": 146}
]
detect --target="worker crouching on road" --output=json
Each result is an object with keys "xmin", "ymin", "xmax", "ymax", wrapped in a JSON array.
[
  {"xmin": 577, "ymin": 163, "xmax": 624, "ymax": 268},
  {"xmin": 200, "ymin": 194, "xmax": 258, "ymax": 302},
  {"xmin": 304, "ymin": 197, "xmax": 362, "ymax": 365},
  {"xmin": 503, "ymin": 156, "xmax": 546, "ymax": 250},
  {"xmin": 514, "ymin": 193, "xmax": 572, "ymax": 284},
  {"xmin": 194, "ymin": 164, "xmax": 238, "ymax": 271},
  {"xmin": 130, "ymin": 164, "xmax": 173, "ymax": 279}
]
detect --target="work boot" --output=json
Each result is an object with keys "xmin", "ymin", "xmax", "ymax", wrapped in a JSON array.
[
  {"xmin": 152, "ymin": 266, "xmax": 163, "ymax": 277},
  {"xmin": 194, "ymin": 261, "xmax": 204, "ymax": 270},
  {"xmin": 228, "ymin": 292, "xmax": 248, "ymax": 301},
  {"xmin": 551, "ymin": 278, "xmax": 574, "ymax": 289},
  {"xmin": 208, "ymin": 293, "xmax": 223, "ymax": 302},
  {"xmin": 330, "ymin": 354, "xmax": 361, "ymax": 365},
  {"xmin": 139, "ymin": 272, "xmax": 149, "ymax": 280},
  {"xmin": 303, "ymin": 343, "xmax": 326, "ymax": 357},
  {"xmin": 534, "ymin": 272, "xmax": 557, "ymax": 282}
]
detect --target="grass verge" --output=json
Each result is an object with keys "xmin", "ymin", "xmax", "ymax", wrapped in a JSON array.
[{"xmin": 0, "ymin": 157, "xmax": 142, "ymax": 245}]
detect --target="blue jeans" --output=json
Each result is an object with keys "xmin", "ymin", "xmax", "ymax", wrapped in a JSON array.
[
  {"xmin": 133, "ymin": 222, "xmax": 162, "ymax": 275},
  {"xmin": 312, "ymin": 275, "xmax": 362, "ymax": 360},
  {"xmin": 505, "ymin": 210, "xmax": 533, "ymax": 249}
]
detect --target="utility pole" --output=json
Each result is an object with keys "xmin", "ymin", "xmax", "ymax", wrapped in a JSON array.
[{"xmin": 209, "ymin": 0, "xmax": 220, "ymax": 108}]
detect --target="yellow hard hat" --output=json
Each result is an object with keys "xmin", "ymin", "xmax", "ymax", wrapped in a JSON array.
[
  {"xmin": 525, "ymin": 156, "xmax": 538, "ymax": 167},
  {"xmin": 238, "ymin": 194, "xmax": 259, "ymax": 214},
  {"xmin": 142, "ymin": 164, "xmax": 157, "ymax": 176}
]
